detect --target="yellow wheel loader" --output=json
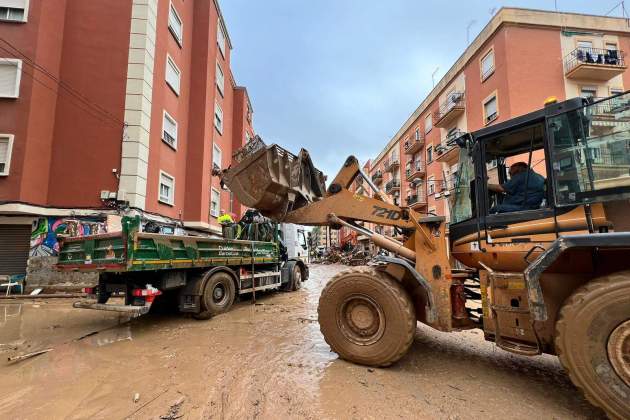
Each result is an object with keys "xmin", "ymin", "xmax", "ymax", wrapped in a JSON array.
[{"xmin": 221, "ymin": 93, "xmax": 630, "ymax": 418}]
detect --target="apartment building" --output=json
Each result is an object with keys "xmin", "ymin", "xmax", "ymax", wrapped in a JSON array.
[
  {"xmin": 0, "ymin": 0, "xmax": 254, "ymax": 281},
  {"xmin": 365, "ymin": 8, "xmax": 630, "ymax": 229}
]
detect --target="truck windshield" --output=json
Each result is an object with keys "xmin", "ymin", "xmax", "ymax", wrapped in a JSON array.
[
  {"xmin": 547, "ymin": 93, "xmax": 630, "ymax": 206},
  {"xmin": 450, "ymin": 147, "xmax": 475, "ymax": 224}
]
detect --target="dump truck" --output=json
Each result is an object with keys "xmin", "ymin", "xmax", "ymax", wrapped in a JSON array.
[
  {"xmin": 56, "ymin": 215, "xmax": 308, "ymax": 318},
  {"xmin": 221, "ymin": 94, "xmax": 630, "ymax": 418}
]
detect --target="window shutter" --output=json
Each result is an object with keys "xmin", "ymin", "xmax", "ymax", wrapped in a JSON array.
[
  {"xmin": 0, "ymin": 139, "xmax": 8, "ymax": 172},
  {"xmin": 0, "ymin": 61, "xmax": 19, "ymax": 97},
  {"xmin": 166, "ymin": 58, "xmax": 180, "ymax": 94}
]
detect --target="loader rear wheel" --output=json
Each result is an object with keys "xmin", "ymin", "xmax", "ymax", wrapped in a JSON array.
[
  {"xmin": 555, "ymin": 271, "xmax": 630, "ymax": 419},
  {"xmin": 318, "ymin": 267, "xmax": 416, "ymax": 367},
  {"xmin": 194, "ymin": 272, "xmax": 235, "ymax": 320}
]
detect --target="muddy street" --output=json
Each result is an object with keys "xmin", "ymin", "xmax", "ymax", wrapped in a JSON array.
[{"xmin": 0, "ymin": 264, "xmax": 604, "ymax": 419}]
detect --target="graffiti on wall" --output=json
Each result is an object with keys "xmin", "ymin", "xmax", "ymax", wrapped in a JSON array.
[{"xmin": 30, "ymin": 217, "xmax": 107, "ymax": 257}]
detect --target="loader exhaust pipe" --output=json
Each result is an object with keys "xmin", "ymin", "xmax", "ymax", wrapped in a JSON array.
[{"xmin": 328, "ymin": 214, "xmax": 416, "ymax": 262}]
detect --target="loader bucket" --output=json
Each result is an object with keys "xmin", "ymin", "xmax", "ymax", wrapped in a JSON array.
[{"xmin": 221, "ymin": 138, "xmax": 327, "ymax": 220}]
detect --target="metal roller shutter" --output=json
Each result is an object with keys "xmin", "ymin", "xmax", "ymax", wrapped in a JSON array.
[{"xmin": 0, "ymin": 224, "xmax": 31, "ymax": 275}]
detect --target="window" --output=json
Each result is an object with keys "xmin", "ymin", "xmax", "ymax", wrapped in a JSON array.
[
  {"xmin": 165, "ymin": 55, "xmax": 180, "ymax": 95},
  {"xmin": 168, "ymin": 2, "xmax": 183, "ymax": 46},
  {"xmin": 162, "ymin": 111, "xmax": 178, "ymax": 148},
  {"xmin": 0, "ymin": 1, "xmax": 27, "ymax": 22},
  {"xmin": 428, "ymin": 176, "xmax": 435, "ymax": 195},
  {"xmin": 215, "ymin": 61, "xmax": 224, "ymax": 96},
  {"xmin": 214, "ymin": 101, "xmax": 223, "ymax": 134},
  {"xmin": 580, "ymin": 86, "xmax": 597, "ymax": 99},
  {"xmin": 217, "ymin": 19, "xmax": 226, "ymax": 58},
  {"xmin": 159, "ymin": 171, "xmax": 175, "ymax": 205},
  {"xmin": 424, "ymin": 114, "xmax": 432, "ymax": 133},
  {"xmin": 212, "ymin": 143, "xmax": 222, "ymax": 171},
  {"xmin": 211, "ymin": 188, "xmax": 221, "ymax": 217},
  {"xmin": 484, "ymin": 94, "xmax": 498, "ymax": 124},
  {"xmin": 606, "ymin": 42, "xmax": 618, "ymax": 52},
  {"xmin": 481, "ymin": 49, "xmax": 495, "ymax": 81},
  {"xmin": 0, "ymin": 134, "xmax": 14, "ymax": 176},
  {"xmin": 415, "ymin": 127, "xmax": 420, "ymax": 140},
  {"xmin": 577, "ymin": 40, "xmax": 593, "ymax": 53},
  {"xmin": 0, "ymin": 58, "xmax": 22, "ymax": 98},
  {"xmin": 245, "ymin": 131, "xmax": 251, "ymax": 144},
  {"xmin": 426, "ymin": 145, "xmax": 433, "ymax": 163}
]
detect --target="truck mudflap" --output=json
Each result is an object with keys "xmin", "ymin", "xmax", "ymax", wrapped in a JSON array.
[{"xmin": 72, "ymin": 301, "xmax": 150, "ymax": 316}]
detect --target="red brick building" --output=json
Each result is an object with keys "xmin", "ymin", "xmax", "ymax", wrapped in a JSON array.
[
  {"xmin": 0, "ymin": 0, "xmax": 254, "ymax": 279},
  {"xmin": 363, "ymin": 8, "xmax": 630, "ymax": 237}
]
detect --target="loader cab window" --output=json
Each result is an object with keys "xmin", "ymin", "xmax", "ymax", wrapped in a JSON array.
[
  {"xmin": 547, "ymin": 92, "xmax": 630, "ymax": 206},
  {"xmin": 451, "ymin": 147, "xmax": 476, "ymax": 224},
  {"xmin": 482, "ymin": 123, "xmax": 548, "ymax": 216}
]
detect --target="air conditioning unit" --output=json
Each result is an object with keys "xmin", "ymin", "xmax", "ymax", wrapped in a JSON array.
[
  {"xmin": 435, "ymin": 193, "xmax": 442, "ymax": 199},
  {"xmin": 100, "ymin": 190, "xmax": 110, "ymax": 200},
  {"xmin": 444, "ymin": 190, "xmax": 451, "ymax": 196}
]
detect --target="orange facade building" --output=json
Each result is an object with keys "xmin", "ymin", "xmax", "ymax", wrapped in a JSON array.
[{"xmin": 0, "ymin": 0, "xmax": 254, "ymax": 279}]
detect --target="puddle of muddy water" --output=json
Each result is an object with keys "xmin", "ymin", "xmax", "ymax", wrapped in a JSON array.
[
  {"xmin": 82, "ymin": 324, "xmax": 133, "ymax": 347},
  {"xmin": 0, "ymin": 303, "xmax": 23, "ymax": 347}
]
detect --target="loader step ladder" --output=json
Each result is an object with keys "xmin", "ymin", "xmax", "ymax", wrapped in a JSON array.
[{"xmin": 483, "ymin": 268, "xmax": 543, "ymax": 356}]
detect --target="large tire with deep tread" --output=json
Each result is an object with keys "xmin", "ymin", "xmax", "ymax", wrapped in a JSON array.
[
  {"xmin": 318, "ymin": 267, "xmax": 416, "ymax": 367},
  {"xmin": 193, "ymin": 272, "xmax": 236, "ymax": 320},
  {"xmin": 555, "ymin": 271, "xmax": 630, "ymax": 419}
]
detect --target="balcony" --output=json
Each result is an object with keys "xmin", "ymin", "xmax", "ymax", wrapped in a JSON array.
[
  {"xmin": 406, "ymin": 193, "xmax": 427, "ymax": 210},
  {"xmin": 434, "ymin": 92, "xmax": 465, "ymax": 128},
  {"xmin": 405, "ymin": 160, "xmax": 426, "ymax": 181},
  {"xmin": 384, "ymin": 157, "xmax": 400, "ymax": 172},
  {"xmin": 564, "ymin": 47, "xmax": 627, "ymax": 81},
  {"xmin": 436, "ymin": 130, "xmax": 463, "ymax": 163},
  {"xmin": 385, "ymin": 179, "xmax": 401, "ymax": 194},
  {"xmin": 372, "ymin": 170, "xmax": 383, "ymax": 184},
  {"xmin": 404, "ymin": 137, "xmax": 424, "ymax": 155}
]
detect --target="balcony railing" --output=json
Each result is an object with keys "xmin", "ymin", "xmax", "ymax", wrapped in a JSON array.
[
  {"xmin": 406, "ymin": 193, "xmax": 427, "ymax": 207},
  {"xmin": 405, "ymin": 159, "xmax": 426, "ymax": 180},
  {"xmin": 435, "ymin": 92, "xmax": 465, "ymax": 127},
  {"xmin": 435, "ymin": 130, "xmax": 463, "ymax": 161},
  {"xmin": 372, "ymin": 170, "xmax": 383, "ymax": 184},
  {"xmin": 404, "ymin": 137, "xmax": 424, "ymax": 155},
  {"xmin": 385, "ymin": 179, "xmax": 401, "ymax": 194},
  {"xmin": 385, "ymin": 157, "xmax": 400, "ymax": 172},
  {"xmin": 564, "ymin": 47, "xmax": 627, "ymax": 81}
]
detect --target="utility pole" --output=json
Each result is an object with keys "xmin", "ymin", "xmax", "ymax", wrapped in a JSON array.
[{"xmin": 432, "ymin": 67, "xmax": 440, "ymax": 88}]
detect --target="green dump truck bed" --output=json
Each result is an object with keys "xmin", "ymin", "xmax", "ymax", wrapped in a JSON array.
[{"xmin": 56, "ymin": 216, "xmax": 278, "ymax": 273}]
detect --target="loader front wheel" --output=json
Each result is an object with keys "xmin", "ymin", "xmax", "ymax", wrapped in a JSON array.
[
  {"xmin": 318, "ymin": 267, "xmax": 416, "ymax": 367},
  {"xmin": 555, "ymin": 271, "xmax": 630, "ymax": 419}
]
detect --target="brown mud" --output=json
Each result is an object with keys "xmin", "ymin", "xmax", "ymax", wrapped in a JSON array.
[{"xmin": 0, "ymin": 264, "xmax": 604, "ymax": 419}]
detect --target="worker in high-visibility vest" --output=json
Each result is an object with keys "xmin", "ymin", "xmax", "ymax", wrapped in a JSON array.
[{"xmin": 218, "ymin": 212, "xmax": 234, "ymax": 225}]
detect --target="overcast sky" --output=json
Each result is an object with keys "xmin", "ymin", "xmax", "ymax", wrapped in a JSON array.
[{"xmin": 222, "ymin": 0, "xmax": 624, "ymax": 177}]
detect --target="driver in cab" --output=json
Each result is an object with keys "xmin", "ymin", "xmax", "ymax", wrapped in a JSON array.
[{"xmin": 488, "ymin": 162, "xmax": 545, "ymax": 213}]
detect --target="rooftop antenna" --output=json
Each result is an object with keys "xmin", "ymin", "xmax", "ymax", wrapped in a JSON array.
[
  {"xmin": 466, "ymin": 19, "xmax": 477, "ymax": 45},
  {"xmin": 432, "ymin": 67, "xmax": 440, "ymax": 88},
  {"xmin": 554, "ymin": 0, "xmax": 558, "ymax": 12}
]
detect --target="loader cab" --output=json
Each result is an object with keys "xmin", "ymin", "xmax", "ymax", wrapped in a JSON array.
[{"xmin": 449, "ymin": 92, "xmax": 630, "ymax": 245}]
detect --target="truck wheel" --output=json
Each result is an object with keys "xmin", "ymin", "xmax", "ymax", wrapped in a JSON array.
[
  {"xmin": 555, "ymin": 271, "xmax": 630, "ymax": 419},
  {"xmin": 194, "ymin": 272, "xmax": 236, "ymax": 319},
  {"xmin": 318, "ymin": 267, "xmax": 416, "ymax": 367}
]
